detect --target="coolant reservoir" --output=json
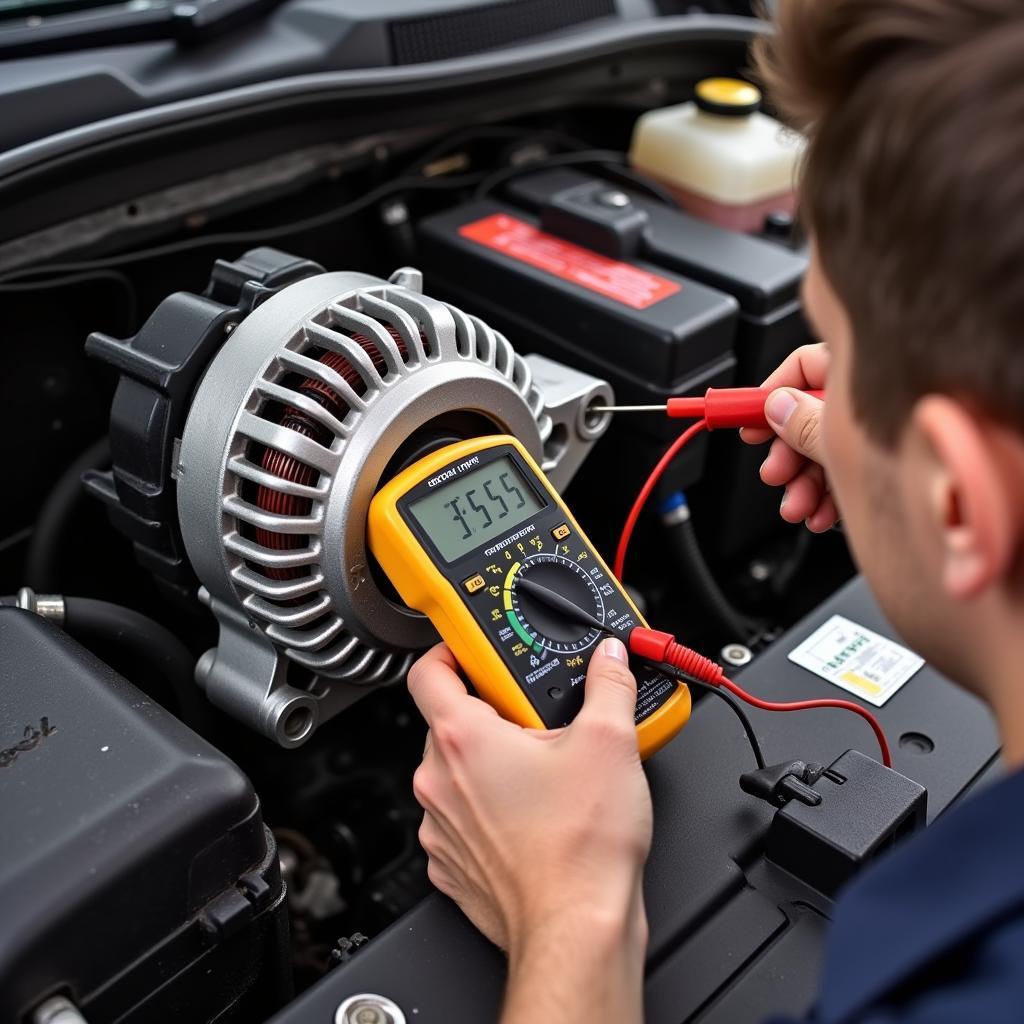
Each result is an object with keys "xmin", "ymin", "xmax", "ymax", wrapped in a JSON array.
[{"xmin": 629, "ymin": 78, "xmax": 804, "ymax": 233}]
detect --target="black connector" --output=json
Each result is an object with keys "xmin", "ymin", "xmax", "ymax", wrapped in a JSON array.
[
  {"xmin": 740, "ymin": 758, "xmax": 826, "ymax": 808},
  {"xmin": 756, "ymin": 750, "xmax": 927, "ymax": 896}
]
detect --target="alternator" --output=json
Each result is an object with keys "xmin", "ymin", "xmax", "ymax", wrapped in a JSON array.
[{"xmin": 88, "ymin": 249, "xmax": 612, "ymax": 746}]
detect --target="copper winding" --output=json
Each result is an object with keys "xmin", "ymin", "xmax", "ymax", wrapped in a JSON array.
[{"xmin": 254, "ymin": 326, "xmax": 412, "ymax": 583}]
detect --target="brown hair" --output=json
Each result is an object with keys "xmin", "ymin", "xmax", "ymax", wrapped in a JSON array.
[{"xmin": 753, "ymin": 0, "xmax": 1024, "ymax": 445}]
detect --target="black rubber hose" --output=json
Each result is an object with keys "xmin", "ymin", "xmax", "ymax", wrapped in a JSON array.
[
  {"xmin": 662, "ymin": 508, "xmax": 760, "ymax": 644},
  {"xmin": 25, "ymin": 437, "xmax": 110, "ymax": 592},
  {"xmin": 62, "ymin": 597, "xmax": 210, "ymax": 730}
]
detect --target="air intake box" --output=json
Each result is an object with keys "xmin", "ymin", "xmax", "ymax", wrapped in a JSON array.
[{"xmin": 0, "ymin": 608, "xmax": 289, "ymax": 1023}]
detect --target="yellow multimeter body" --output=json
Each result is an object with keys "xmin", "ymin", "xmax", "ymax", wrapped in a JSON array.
[{"xmin": 368, "ymin": 435, "xmax": 689, "ymax": 759}]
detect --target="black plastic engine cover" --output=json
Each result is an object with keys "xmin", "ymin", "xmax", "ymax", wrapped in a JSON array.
[{"xmin": 0, "ymin": 608, "xmax": 290, "ymax": 1023}]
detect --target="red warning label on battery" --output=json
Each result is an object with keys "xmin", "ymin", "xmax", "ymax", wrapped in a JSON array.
[{"xmin": 458, "ymin": 213, "xmax": 681, "ymax": 310}]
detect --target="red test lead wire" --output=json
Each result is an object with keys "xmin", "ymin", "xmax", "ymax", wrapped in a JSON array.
[
  {"xmin": 628, "ymin": 626, "xmax": 893, "ymax": 768},
  {"xmin": 613, "ymin": 419, "xmax": 708, "ymax": 580}
]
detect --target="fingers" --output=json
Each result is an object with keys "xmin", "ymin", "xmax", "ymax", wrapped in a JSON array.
[
  {"xmin": 764, "ymin": 388, "xmax": 826, "ymax": 465},
  {"xmin": 407, "ymin": 643, "xmax": 469, "ymax": 727},
  {"xmin": 740, "ymin": 343, "xmax": 829, "ymax": 446},
  {"xmin": 760, "ymin": 432, "xmax": 841, "ymax": 531},
  {"xmin": 412, "ymin": 751, "xmax": 475, "ymax": 858},
  {"xmin": 760, "ymin": 342, "xmax": 829, "ymax": 394},
  {"xmin": 760, "ymin": 435, "xmax": 806, "ymax": 487},
  {"xmin": 779, "ymin": 462, "xmax": 827, "ymax": 523},
  {"xmin": 419, "ymin": 808, "xmax": 470, "ymax": 863},
  {"xmin": 773, "ymin": 462, "xmax": 839, "ymax": 531},
  {"xmin": 739, "ymin": 425, "xmax": 775, "ymax": 446},
  {"xmin": 738, "ymin": 345, "xmax": 833, "ymax": 530},
  {"xmin": 805, "ymin": 491, "xmax": 840, "ymax": 533},
  {"xmin": 419, "ymin": 809, "xmax": 446, "ymax": 852},
  {"xmin": 574, "ymin": 637, "xmax": 638, "ymax": 739}
]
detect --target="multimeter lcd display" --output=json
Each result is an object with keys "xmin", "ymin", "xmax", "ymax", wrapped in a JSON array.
[{"xmin": 407, "ymin": 456, "xmax": 545, "ymax": 562}]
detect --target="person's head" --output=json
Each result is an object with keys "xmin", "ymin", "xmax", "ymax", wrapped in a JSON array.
[{"xmin": 754, "ymin": 0, "xmax": 1024, "ymax": 702}]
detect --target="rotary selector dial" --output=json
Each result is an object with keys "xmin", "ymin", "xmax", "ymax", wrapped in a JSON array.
[{"xmin": 507, "ymin": 553, "xmax": 605, "ymax": 654}]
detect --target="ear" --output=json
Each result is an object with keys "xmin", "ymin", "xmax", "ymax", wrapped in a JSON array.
[{"xmin": 911, "ymin": 396, "xmax": 1018, "ymax": 599}]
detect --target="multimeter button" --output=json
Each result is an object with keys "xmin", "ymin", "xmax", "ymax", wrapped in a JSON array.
[
  {"xmin": 547, "ymin": 686, "xmax": 563, "ymax": 700},
  {"xmin": 462, "ymin": 574, "xmax": 486, "ymax": 594},
  {"xmin": 551, "ymin": 523, "xmax": 571, "ymax": 541}
]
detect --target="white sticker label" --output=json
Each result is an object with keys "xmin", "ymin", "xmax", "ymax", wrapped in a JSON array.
[{"xmin": 787, "ymin": 614, "xmax": 923, "ymax": 707}]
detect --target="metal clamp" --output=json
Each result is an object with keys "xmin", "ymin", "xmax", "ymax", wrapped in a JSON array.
[{"xmin": 14, "ymin": 587, "xmax": 65, "ymax": 626}]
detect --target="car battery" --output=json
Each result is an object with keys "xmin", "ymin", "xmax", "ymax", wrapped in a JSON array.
[
  {"xmin": 0, "ymin": 608, "xmax": 290, "ymax": 1024},
  {"xmin": 498, "ymin": 168, "xmax": 812, "ymax": 559},
  {"xmin": 416, "ymin": 198, "xmax": 738, "ymax": 556},
  {"xmin": 501, "ymin": 168, "xmax": 810, "ymax": 384}
]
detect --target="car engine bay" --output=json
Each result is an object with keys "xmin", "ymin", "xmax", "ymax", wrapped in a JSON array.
[{"xmin": 0, "ymin": 6, "xmax": 1003, "ymax": 1023}]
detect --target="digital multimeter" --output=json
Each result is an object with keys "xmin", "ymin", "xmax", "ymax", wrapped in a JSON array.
[{"xmin": 368, "ymin": 435, "xmax": 690, "ymax": 759}]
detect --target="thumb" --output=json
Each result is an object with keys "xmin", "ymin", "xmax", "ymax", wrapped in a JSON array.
[
  {"xmin": 765, "ymin": 388, "xmax": 826, "ymax": 465},
  {"xmin": 576, "ymin": 636, "xmax": 638, "ymax": 731}
]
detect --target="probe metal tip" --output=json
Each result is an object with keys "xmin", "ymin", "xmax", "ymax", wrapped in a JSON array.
[{"xmin": 588, "ymin": 404, "xmax": 668, "ymax": 413}]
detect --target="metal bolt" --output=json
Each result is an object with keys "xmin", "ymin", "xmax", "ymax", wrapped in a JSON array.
[
  {"xmin": 748, "ymin": 560, "xmax": 772, "ymax": 582},
  {"xmin": 34, "ymin": 996, "xmax": 87, "ymax": 1024},
  {"xmin": 335, "ymin": 994, "xmax": 406, "ymax": 1024},
  {"xmin": 595, "ymin": 189, "xmax": 631, "ymax": 210},
  {"xmin": 721, "ymin": 644, "xmax": 753, "ymax": 667},
  {"xmin": 381, "ymin": 201, "xmax": 409, "ymax": 226}
]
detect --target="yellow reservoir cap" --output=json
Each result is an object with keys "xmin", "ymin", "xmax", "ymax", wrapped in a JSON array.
[{"xmin": 694, "ymin": 77, "xmax": 762, "ymax": 117}]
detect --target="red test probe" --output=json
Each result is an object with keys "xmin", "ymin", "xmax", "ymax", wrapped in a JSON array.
[{"xmin": 592, "ymin": 386, "xmax": 825, "ymax": 431}]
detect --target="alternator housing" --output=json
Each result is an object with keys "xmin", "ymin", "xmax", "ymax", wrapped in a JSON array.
[{"xmin": 91, "ymin": 252, "xmax": 611, "ymax": 746}]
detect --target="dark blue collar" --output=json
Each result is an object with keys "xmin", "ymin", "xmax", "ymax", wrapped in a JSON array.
[{"xmin": 817, "ymin": 766, "xmax": 1024, "ymax": 1024}]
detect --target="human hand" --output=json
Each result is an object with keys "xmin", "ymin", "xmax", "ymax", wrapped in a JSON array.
[
  {"xmin": 740, "ymin": 343, "xmax": 838, "ymax": 532},
  {"xmin": 408, "ymin": 636, "xmax": 652, "ymax": 958}
]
